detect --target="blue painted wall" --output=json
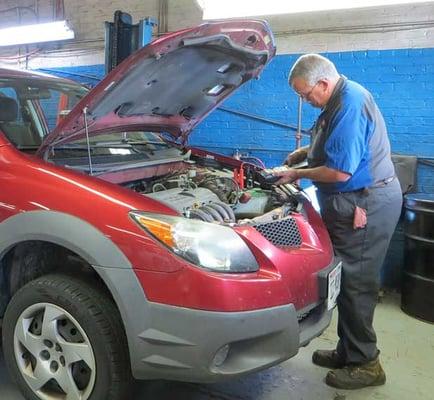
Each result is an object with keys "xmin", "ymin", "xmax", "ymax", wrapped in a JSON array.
[
  {"xmin": 192, "ymin": 48, "xmax": 434, "ymax": 194},
  {"xmin": 38, "ymin": 65, "xmax": 105, "ymax": 88},
  {"xmin": 40, "ymin": 47, "xmax": 434, "ymax": 194}
]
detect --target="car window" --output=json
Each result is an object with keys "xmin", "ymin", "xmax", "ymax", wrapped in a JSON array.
[
  {"xmin": 0, "ymin": 86, "xmax": 41, "ymax": 148},
  {"xmin": 38, "ymin": 89, "xmax": 84, "ymax": 131},
  {"xmin": 0, "ymin": 78, "xmax": 88, "ymax": 150}
]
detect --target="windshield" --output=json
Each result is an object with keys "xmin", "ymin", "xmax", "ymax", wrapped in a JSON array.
[
  {"xmin": 49, "ymin": 130, "xmax": 183, "ymax": 172},
  {"xmin": 0, "ymin": 77, "xmax": 88, "ymax": 150}
]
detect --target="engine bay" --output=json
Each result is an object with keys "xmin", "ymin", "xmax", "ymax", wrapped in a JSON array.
[
  {"xmin": 48, "ymin": 131, "xmax": 306, "ymax": 228},
  {"xmin": 119, "ymin": 151, "xmax": 305, "ymax": 226}
]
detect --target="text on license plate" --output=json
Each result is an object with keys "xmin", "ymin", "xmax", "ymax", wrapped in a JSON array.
[{"xmin": 327, "ymin": 262, "xmax": 342, "ymax": 310}]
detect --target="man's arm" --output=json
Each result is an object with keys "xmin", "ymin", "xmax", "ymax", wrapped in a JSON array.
[
  {"xmin": 275, "ymin": 165, "xmax": 350, "ymax": 184},
  {"xmin": 284, "ymin": 146, "xmax": 309, "ymax": 166}
]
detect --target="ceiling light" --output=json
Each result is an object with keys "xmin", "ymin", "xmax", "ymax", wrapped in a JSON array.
[
  {"xmin": 0, "ymin": 20, "xmax": 74, "ymax": 47},
  {"xmin": 197, "ymin": 0, "xmax": 433, "ymax": 19}
]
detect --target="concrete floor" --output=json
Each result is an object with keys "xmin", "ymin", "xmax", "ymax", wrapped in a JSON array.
[{"xmin": 1, "ymin": 292, "xmax": 433, "ymax": 400}]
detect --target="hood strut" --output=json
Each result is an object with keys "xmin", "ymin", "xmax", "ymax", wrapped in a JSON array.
[{"xmin": 83, "ymin": 107, "xmax": 94, "ymax": 175}]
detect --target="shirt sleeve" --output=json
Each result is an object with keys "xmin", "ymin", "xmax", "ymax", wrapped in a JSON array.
[{"xmin": 324, "ymin": 104, "xmax": 369, "ymax": 175}]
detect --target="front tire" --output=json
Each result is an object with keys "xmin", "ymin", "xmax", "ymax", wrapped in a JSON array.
[{"xmin": 2, "ymin": 274, "xmax": 130, "ymax": 400}]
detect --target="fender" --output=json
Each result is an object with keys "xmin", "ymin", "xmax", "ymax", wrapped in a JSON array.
[
  {"xmin": 0, "ymin": 210, "xmax": 131, "ymax": 268},
  {"xmin": 0, "ymin": 210, "xmax": 152, "ymax": 377}
]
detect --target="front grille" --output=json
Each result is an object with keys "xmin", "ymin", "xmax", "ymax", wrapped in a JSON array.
[{"xmin": 253, "ymin": 217, "xmax": 302, "ymax": 248}]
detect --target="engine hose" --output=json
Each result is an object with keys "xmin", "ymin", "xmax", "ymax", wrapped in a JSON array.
[
  {"xmin": 201, "ymin": 181, "xmax": 228, "ymax": 203},
  {"xmin": 188, "ymin": 208, "xmax": 214, "ymax": 222},
  {"xmin": 216, "ymin": 201, "xmax": 236, "ymax": 222},
  {"xmin": 200, "ymin": 205, "xmax": 224, "ymax": 222},
  {"xmin": 207, "ymin": 202, "xmax": 231, "ymax": 222},
  {"xmin": 152, "ymin": 182, "xmax": 167, "ymax": 192}
]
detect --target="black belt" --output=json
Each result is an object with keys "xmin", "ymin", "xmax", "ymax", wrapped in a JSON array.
[{"xmin": 325, "ymin": 176, "xmax": 396, "ymax": 196}]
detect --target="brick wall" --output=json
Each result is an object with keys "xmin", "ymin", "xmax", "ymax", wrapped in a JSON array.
[
  {"xmin": 2, "ymin": 1, "xmax": 434, "ymax": 68},
  {"xmin": 16, "ymin": 0, "xmax": 432, "ymax": 193},
  {"xmin": 268, "ymin": 2, "xmax": 434, "ymax": 54},
  {"xmin": 41, "ymin": 48, "xmax": 434, "ymax": 195},
  {"xmin": 191, "ymin": 48, "xmax": 434, "ymax": 194}
]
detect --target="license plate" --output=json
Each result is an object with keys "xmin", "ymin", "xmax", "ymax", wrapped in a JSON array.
[{"xmin": 327, "ymin": 262, "xmax": 342, "ymax": 310}]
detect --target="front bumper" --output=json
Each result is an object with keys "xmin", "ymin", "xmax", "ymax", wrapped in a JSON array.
[
  {"xmin": 95, "ymin": 258, "xmax": 337, "ymax": 383},
  {"xmin": 131, "ymin": 299, "xmax": 333, "ymax": 382}
]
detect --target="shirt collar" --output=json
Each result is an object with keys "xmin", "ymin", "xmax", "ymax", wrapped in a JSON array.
[{"xmin": 324, "ymin": 75, "xmax": 347, "ymax": 111}]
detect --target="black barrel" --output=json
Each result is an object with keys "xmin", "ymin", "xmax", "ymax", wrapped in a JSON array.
[{"xmin": 401, "ymin": 194, "xmax": 434, "ymax": 323}]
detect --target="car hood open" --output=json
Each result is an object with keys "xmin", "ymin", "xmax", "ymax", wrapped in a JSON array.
[{"xmin": 38, "ymin": 19, "xmax": 275, "ymax": 155}]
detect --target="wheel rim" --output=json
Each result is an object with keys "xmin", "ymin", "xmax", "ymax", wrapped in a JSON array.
[{"xmin": 13, "ymin": 302, "xmax": 96, "ymax": 400}]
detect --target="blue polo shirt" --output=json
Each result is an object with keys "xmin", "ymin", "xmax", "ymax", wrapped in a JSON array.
[{"xmin": 307, "ymin": 77, "xmax": 395, "ymax": 194}]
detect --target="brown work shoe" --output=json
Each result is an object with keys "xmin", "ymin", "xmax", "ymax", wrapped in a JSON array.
[
  {"xmin": 312, "ymin": 349, "xmax": 345, "ymax": 369},
  {"xmin": 325, "ymin": 357, "xmax": 386, "ymax": 389}
]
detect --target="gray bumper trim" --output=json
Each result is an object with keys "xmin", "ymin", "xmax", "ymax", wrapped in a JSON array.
[
  {"xmin": 299, "ymin": 303, "xmax": 333, "ymax": 347},
  {"xmin": 135, "ymin": 302, "xmax": 300, "ymax": 382},
  {"xmin": 95, "ymin": 264, "xmax": 334, "ymax": 383},
  {"xmin": 133, "ymin": 301, "xmax": 333, "ymax": 383}
]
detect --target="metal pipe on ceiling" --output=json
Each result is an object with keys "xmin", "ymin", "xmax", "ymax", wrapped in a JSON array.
[{"xmin": 158, "ymin": 0, "xmax": 168, "ymax": 35}]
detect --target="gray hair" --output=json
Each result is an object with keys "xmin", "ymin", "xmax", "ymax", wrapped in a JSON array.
[{"xmin": 288, "ymin": 54, "xmax": 340, "ymax": 86}]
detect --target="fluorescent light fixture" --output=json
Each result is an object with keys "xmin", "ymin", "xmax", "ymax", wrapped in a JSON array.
[
  {"xmin": 0, "ymin": 20, "xmax": 74, "ymax": 47},
  {"xmin": 197, "ymin": 0, "xmax": 433, "ymax": 19}
]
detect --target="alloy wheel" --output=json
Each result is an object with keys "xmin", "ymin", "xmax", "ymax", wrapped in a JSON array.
[{"xmin": 14, "ymin": 302, "xmax": 96, "ymax": 400}]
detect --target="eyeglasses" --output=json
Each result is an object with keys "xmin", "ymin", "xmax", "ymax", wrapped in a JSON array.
[{"xmin": 298, "ymin": 81, "xmax": 319, "ymax": 101}]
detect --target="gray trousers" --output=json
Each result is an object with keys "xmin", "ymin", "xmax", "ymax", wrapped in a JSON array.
[{"xmin": 317, "ymin": 178, "xmax": 402, "ymax": 364}]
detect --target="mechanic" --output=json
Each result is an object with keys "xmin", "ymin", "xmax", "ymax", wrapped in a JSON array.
[{"xmin": 273, "ymin": 54, "xmax": 403, "ymax": 389}]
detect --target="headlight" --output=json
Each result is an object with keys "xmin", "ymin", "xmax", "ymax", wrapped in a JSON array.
[{"xmin": 130, "ymin": 211, "xmax": 259, "ymax": 273}]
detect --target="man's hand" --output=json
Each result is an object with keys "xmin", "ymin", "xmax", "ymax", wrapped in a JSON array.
[
  {"xmin": 274, "ymin": 168, "xmax": 299, "ymax": 185},
  {"xmin": 284, "ymin": 147, "xmax": 308, "ymax": 166}
]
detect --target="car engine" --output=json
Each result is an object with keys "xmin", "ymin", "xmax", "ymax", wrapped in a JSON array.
[{"xmin": 129, "ymin": 162, "xmax": 303, "ymax": 225}]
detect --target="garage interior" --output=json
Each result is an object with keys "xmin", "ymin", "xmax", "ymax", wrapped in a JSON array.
[{"xmin": 0, "ymin": 1, "xmax": 433, "ymax": 400}]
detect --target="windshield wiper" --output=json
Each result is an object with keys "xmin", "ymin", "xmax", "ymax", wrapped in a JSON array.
[
  {"xmin": 119, "ymin": 139, "xmax": 170, "ymax": 147},
  {"xmin": 16, "ymin": 145, "xmax": 40, "ymax": 150},
  {"xmin": 51, "ymin": 142, "xmax": 155, "ymax": 158},
  {"xmin": 51, "ymin": 140, "xmax": 171, "ymax": 156},
  {"xmin": 52, "ymin": 144, "xmax": 93, "ymax": 150}
]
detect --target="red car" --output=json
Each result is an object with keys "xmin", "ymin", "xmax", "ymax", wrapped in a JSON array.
[{"xmin": 0, "ymin": 20, "xmax": 340, "ymax": 400}]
